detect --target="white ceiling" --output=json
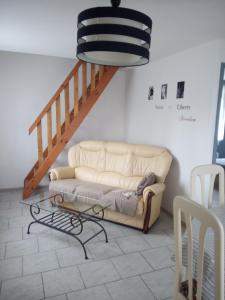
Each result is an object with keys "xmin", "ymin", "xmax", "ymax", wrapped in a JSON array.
[{"xmin": 0, "ymin": 0, "xmax": 225, "ymax": 61}]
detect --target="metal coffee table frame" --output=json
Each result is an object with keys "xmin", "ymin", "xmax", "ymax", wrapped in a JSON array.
[{"xmin": 24, "ymin": 193, "xmax": 108, "ymax": 259}]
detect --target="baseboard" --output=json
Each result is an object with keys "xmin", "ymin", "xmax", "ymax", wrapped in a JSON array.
[{"xmin": 0, "ymin": 185, "xmax": 48, "ymax": 193}]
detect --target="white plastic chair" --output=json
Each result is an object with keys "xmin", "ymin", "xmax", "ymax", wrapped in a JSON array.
[
  {"xmin": 173, "ymin": 196, "xmax": 224, "ymax": 300},
  {"xmin": 191, "ymin": 164, "xmax": 224, "ymax": 208}
]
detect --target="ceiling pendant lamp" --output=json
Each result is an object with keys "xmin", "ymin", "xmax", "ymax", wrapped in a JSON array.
[{"xmin": 76, "ymin": 0, "xmax": 152, "ymax": 67}]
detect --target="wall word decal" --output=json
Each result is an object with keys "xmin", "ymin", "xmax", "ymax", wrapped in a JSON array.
[
  {"xmin": 148, "ymin": 86, "xmax": 154, "ymax": 100},
  {"xmin": 176, "ymin": 81, "xmax": 185, "ymax": 98},
  {"xmin": 155, "ymin": 105, "xmax": 164, "ymax": 110},
  {"xmin": 179, "ymin": 115, "xmax": 196, "ymax": 122},
  {"xmin": 161, "ymin": 84, "xmax": 168, "ymax": 100},
  {"xmin": 177, "ymin": 104, "xmax": 191, "ymax": 110}
]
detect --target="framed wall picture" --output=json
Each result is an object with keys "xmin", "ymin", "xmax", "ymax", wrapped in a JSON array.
[
  {"xmin": 148, "ymin": 86, "xmax": 154, "ymax": 100},
  {"xmin": 176, "ymin": 81, "xmax": 185, "ymax": 98},
  {"xmin": 161, "ymin": 84, "xmax": 167, "ymax": 99}
]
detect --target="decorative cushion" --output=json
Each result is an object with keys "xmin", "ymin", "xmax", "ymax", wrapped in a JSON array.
[
  {"xmin": 136, "ymin": 173, "xmax": 156, "ymax": 196},
  {"xmin": 74, "ymin": 182, "xmax": 115, "ymax": 200}
]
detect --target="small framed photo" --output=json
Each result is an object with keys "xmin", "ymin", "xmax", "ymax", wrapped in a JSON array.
[
  {"xmin": 148, "ymin": 86, "xmax": 154, "ymax": 100},
  {"xmin": 176, "ymin": 81, "xmax": 185, "ymax": 98},
  {"xmin": 161, "ymin": 84, "xmax": 167, "ymax": 100}
]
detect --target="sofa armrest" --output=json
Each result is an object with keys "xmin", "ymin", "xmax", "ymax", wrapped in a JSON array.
[
  {"xmin": 49, "ymin": 166, "xmax": 75, "ymax": 181},
  {"xmin": 142, "ymin": 183, "xmax": 166, "ymax": 233},
  {"xmin": 143, "ymin": 183, "xmax": 165, "ymax": 201}
]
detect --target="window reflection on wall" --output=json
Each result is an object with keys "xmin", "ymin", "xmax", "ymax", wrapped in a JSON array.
[
  {"xmin": 214, "ymin": 64, "xmax": 225, "ymax": 166},
  {"xmin": 217, "ymin": 87, "xmax": 225, "ymax": 142}
]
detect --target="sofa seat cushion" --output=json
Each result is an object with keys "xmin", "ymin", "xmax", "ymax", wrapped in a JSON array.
[
  {"xmin": 49, "ymin": 179, "xmax": 83, "ymax": 194},
  {"xmin": 73, "ymin": 182, "xmax": 116, "ymax": 200},
  {"xmin": 49, "ymin": 179, "xmax": 142, "ymax": 217},
  {"xmin": 101, "ymin": 190, "xmax": 139, "ymax": 216}
]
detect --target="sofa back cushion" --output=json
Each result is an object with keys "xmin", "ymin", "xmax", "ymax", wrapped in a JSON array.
[{"xmin": 68, "ymin": 140, "xmax": 172, "ymax": 190}]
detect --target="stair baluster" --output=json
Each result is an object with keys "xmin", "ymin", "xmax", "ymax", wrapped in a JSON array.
[
  {"xmin": 64, "ymin": 84, "xmax": 70, "ymax": 129},
  {"xmin": 47, "ymin": 108, "xmax": 52, "ymax": 153},
  {"xmin": 56, "ymin": 95, "xmax": 61, "ymax": 141},
  {"xmin": 82, "ymin": 62, "xmax": 87, "ymax": 103},
  {"xmin": 23, "ymin": 60, "xmax": 118, "ymax": 198},
  {"xmin": 74, "ymin": 73, "xmax": 79, "ymax": 117}
]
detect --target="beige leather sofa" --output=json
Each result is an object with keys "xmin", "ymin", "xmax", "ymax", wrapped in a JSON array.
[{"xmin": 49, "ymin": 140, "xmax": 172, "ymax": 233}]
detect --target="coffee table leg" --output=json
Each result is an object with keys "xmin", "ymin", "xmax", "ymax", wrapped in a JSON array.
[
  {"xmin": 97, "ymin": 222, "xmax": 108, "ymax": 243},
  {"xmin": 71, "ymin": 235, "xmax": 89, "ymax": 259},
  {"xmin": 27, "ymin": 221, "xmax": 38, "ymax": 234},
  {"xmin": 82, "ymin": 245, "xmax": 88, "ymax": 260}
]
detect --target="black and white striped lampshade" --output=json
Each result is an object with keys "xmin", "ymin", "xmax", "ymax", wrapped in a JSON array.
[{"xmin": 76, "ymin": 0, "xmax": 152, "ymax": 67}]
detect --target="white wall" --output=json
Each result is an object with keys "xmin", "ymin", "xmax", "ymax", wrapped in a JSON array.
[
  {"xmin": 0, "ymin": 51, "xmax": 126, "ymax": 189},
  {"xmin": 0, "ymin": 51, "xmax": 74, "ymax": 189},
  {"xmin": 218, "ymin": 40, "xmax": 225, "ymax": 62},
  {"xmin": 125, "ymin": 39, "xmax": 225, "ymax": 213}
]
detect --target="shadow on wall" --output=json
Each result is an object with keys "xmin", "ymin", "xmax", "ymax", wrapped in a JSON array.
[{"xmin": 162, "ymin": 156, "xmax": 186, "ymax": 214}]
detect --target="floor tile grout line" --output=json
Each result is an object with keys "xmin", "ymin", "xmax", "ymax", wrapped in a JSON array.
[
  {"xmin": 76, "ymin": 258, "xmax": 124, "ymax": 288},
  {"xmin": 54, "ymin": 249, "xmax": 62, "ymax": 270},
  {"xmin": 1, "ymin": 248, "xmax": 62, "ymax": 262},
  {"xmin": 111, "ymin": 245, "xmax": 151, "ymax": 255},
  {"xmin": 37, "ymin": 233, "xmax": 40, "ymax": 253},
  {"xmin": 4, "ymin": 238, "xmax": 39, "ymax": 259},
  {"xmin": 3, "ymin": 242, "xmax": 6, "ymax": 260},
  {"xmin": 21, "ymin": 255, "xmax": 24, "ymax": 277},
  {"xmin": 66, "ymin": 285, "xmax": 90, "ymax": 299},
  {"xmin": 0, "ymin": 278, "xmax": 2, "ymax": 296},
  {"xmin": 104, "ymin": 282, "xmax": 114, "ymax": 300},
  {"xmin": 24, "ymin": 265, "xmax": 62, "ymax": 277},
  {"xmin": 46, "ymin": 243, "xmax": 124, "ymax": 268},
  {"xmin": 139, "ymin": 249, "xmax": 156, "ymax": 271},
  {"xmin": 139, "ymin": 273, "xmax": 158, "ymax": 299},
  {"xmin": 0, "ymin": 271, "xmax": 43, "ymax": 285},
  {"xmin": 109, "ymin": 257, "xmax": 124, "ymax": 281},
  {"xmin": 40, "ymin": 272, "xmax": 46, "ymax": 299},
  {"xmin": 74, "ymin": 264, "xmax": 87, "ymax": 289},
  {"xmin": 44, "ymin": 291, "xmax": 69, "ymax": 300},
  {"xmin": 74, "ymin": 277, "xmax": 123, "ymax": 291},
  {"xmin": 112, "ymin": 238, "xmax": 126, "ymax": 255}
]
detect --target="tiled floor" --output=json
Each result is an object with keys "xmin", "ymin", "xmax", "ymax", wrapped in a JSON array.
[{"xmin": 0, "ymin": 189, "xmax": 175, "ymax": 300}]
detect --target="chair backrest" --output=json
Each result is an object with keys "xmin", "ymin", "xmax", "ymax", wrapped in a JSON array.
[
  {"xmin": 191, "ymin": 164, "xmax": 224, "ymax": 208},
  {"xmin": 173, "ymin": 196, "xmax": 224, "ymax": 300}
]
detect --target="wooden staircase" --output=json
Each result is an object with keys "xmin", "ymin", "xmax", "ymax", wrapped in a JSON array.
[{"xmin": 23, "ymin": 60, "xmax": 118, "ymax": 199}]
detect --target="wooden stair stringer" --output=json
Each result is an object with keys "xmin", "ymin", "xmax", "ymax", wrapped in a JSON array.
[{"xmin": 23, "ymin": 66, "xmax": 118, "ymax": 198}]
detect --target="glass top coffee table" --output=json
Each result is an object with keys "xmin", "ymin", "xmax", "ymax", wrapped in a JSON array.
[{"xmin": 21, "ymin": 191, "xmax": 109, "ymax": 259}]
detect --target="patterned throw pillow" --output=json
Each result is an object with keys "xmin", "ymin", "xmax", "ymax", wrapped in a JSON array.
[{"xmin": 136, "ymin": 173, "xmax": 156, "ymax": 196}]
